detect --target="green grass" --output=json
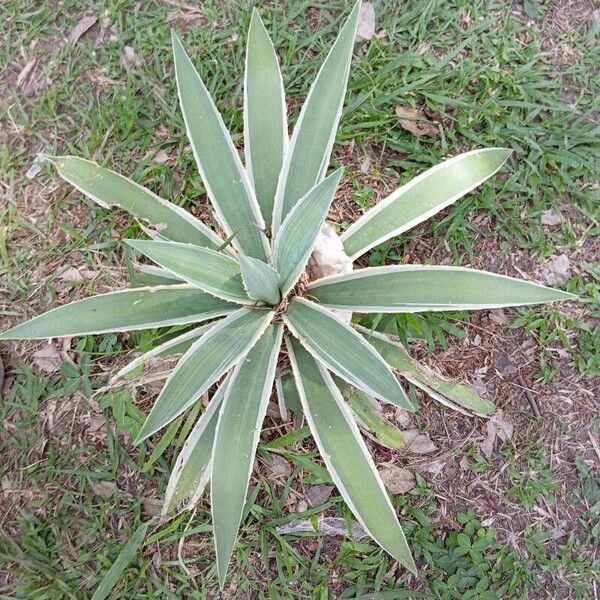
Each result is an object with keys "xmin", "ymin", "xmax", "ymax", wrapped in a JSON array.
[{"xmin": 1, "ymin": 0, "xmax": 599, "ymax": 597}]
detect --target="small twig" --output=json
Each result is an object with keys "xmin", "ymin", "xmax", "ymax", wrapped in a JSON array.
[{"xmin": 517, "ymin": 374, "xmax": 540, "ymax": 417}]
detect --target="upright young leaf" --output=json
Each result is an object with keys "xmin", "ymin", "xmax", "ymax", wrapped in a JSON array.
[
  {"xmin": 341, "ymin": 148, "xmax": 512, "ymax": 260},
  {"xmin": 244, "ymin": 9, "xmax": 288, "ymax": 224},
  {"xmin": 162, "ymin": 376, "xmax": 230, "ymax": 514},
  {"xmin": 212, "ymin": 325, "xmax": 283, "ymax": 587},
  {"xmin": 130, "ymin": 265, "xmax": 183, "ymax": 287},
  {"xmin": 239, "ymin": 256, "xmax": 281, "ymax": 305},
  {"xmin": 172, "ymin": 34, "xmax": 269, "ymax": 260},
  {"xmin": 127, "ymin": 240, "xmax": 250, "ymax": 304},
  {"xmin": 0, "ymin": 286, "xmax": 235, "ymax": 340},
  {"xmin": 275, "ymin": 372, "xmax": 302, "ymax": 421},
  {"xmin": 283, "ymin": 298, "xmax": 414, "ymax": 410},
  {"xmin": 135, "ymin": 308, "xmax": 274, "ymax": 442},
  {"xmin": 48, "ymin": 156, "xmax": 223, "ymax": 248},
  {"xmin": 310, "ymin": 265, "xmax": 576, "ymax": 312},
  {"xmin": 272, "ymin": 169, "xmax": 343, "ymax": 296},
  {"xmin": 355, "ymin": 326, "xmax": 495, "ymax": 416},
  {"xmin": 287, "ymin": 338, "xmax": 416, "ymax": 574},
  {"xmin": 271, "ymin": 1, "xmax": 361, "ymax": 233}
]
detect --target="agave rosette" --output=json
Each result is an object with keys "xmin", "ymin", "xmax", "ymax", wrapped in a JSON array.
[{"xmin": 0, "ymin": 1, "xmax": 575, "ymax": 586}]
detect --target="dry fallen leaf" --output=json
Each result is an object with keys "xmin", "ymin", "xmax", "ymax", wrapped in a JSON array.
[
  {"xmin": 33, "ymin": 344, "xmax": 66, "ymax": 373},
  {"xmin": 459, "ymin": 456, "xmax": 470, "ymax": 471},
  {"xmin": 542, "ymin": 254, "xmax": 571, "ymax": 285},
  {"xmin": 307, "ymin": 485, "xmax": 334, "ymax": 506},
  {"xmin": 25, "ymin": 154, "xmax": 46, "ymax": 179},
  {"xmin": 420, "ymin": 458, "xmax": 446, "ymax": 477},
  {"xmin": 541, "ymin": 208, "xmax": 563, "ymax": 226},
  {"xmin": 395, "ymin": 105, "xmax": 438, "ymax": 137},
  {"xmin": 480, "ymin": 409, "xmax": 514, "ymax": 459},
  {"xmin": 378, "ymin": 466, "xmax": 415, "ymax": 494},
  {"xmin": 394, "ymin": 408, "xmax": 412, "ymax": 429},
  {"xmin": 355, "ymin": 2, "xmax": 375, "ymax": 42},
  {"xmin": 121, "ymin": 45, "xmax": 142, "ymax": 71},
  {"xmin": 277, "ymin": 516, "xmax": 368, "ymax": 539},
  {"xmin": 153, "ymin": 149, "xmax": 171, "ymax": 164},
  {"xmin": 90, "ymin": 480, "xmax": 119, "ymax": 498},
  {"xmin": 68, "ymin": 15, "xmax": 98, "ymax": 46},
  {"xmin": 402, "ymin": 429, "xmax": 437, "ymax": 454},
  {"xmin": 143, "ymin": 496, "xmax": 163, "ymax": 517},
  {"xmin": 16, "ymin": 58, "xmax": 36, "ymax": 88},
  {"xmin": 32, "ymin": 339, "xmax": 75, "ymax": 374},
  {"xmin": 268, "ymin": 454, "xmax": 292, "ymax": 479},
  {"xmin": 493, "ymin": 352, "xmax": 517, "ymax": 376},
  {"xmin": 60, "ymin": 266, "xmax": 98, "ymax": 282}
]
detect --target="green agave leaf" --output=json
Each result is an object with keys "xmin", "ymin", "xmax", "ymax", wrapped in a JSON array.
[
  {"xmin": 130, "ymin": 265, "xmax": 184, "ymax": 287},
  {"xmin": 310, "ymin": 265, "xmax": 576, "ymax": 312},
  {"xmin": 275, "ymin": 373, "xmax": 302, "ymax": 420},
  {"xmin": 91, "ymin": 521, "xmax": 149, "ymax": 600},
  {"xmin": 283, "ymin": 298, "xmax": 414, "ymax": 410},
  {"xmin": 127, "ymin": 240, "xmax": 250, "ymax": 305},
  {"xmin": 172, "ymin": 34, "xmax": 269, "ymax": 260},
  {"xmin": 48, "ymin": 155, "xmax": 223, "ymax": 248},
  {"xmin": 212, "ymin": 325, "xmax": 283, "ymax": 588},
  {"xmin": 286, "ymin": 338, "xmax": 416, "ymax": 574},
  {"xmin": 115, "ymin": 324, "xmax": 211, "ymax": 381},
  {"xmin": 135, "ymin": 307, "xmax": 274, "ymax": 442},
  {"xmin": 341, "ymin": 148, "xmax": 512, "ymax": 260},
  {"xmin": 244, "ymin": 9, "xmax": 288, "ymax": 224},
  {"xmin": 355, "ymin": 326, "xmax": 494, "ymax": 416},
  {"xmin": 239, "ymin": 256, "xmax": 281, "ymax": 305},
  {"xmin": 271, "ymin": 1, "xmax": 361, "ymax": 233},
  {"xmin": 162, "ymin": 375, "xmax": 230, "ymax": 514},
  {"xmin": 273, "ymin": 168, "xmax": 343, "ymax": 296},
  {"xmin": 0, "ymin": 285, "xmax": 234, "ymax": 340},
  {"xmin": 338, "ymin": 381, "xmax": 406, "ymax": 449}
]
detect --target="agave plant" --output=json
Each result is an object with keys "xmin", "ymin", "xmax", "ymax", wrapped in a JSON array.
[{"xmin": 1, "ymin": 1, "xmax": 575, "ymax": 587}]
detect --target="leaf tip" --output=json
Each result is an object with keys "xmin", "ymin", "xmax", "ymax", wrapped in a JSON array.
[{"xmin": 133, "ymin": 428, "xmax": 150, "ymax": 446}]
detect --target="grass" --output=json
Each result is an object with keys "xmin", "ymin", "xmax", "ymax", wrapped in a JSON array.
[{"xmin": 1, "ymin": 0, "xmax": 599, "ymax": 597}]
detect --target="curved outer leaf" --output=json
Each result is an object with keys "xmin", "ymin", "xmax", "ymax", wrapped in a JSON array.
[
  {"xmin": 0, "ymin": 285, "xmax": 235, "ymax": 340},
  {"xmin": 130, "ymin": 265, "xmax": 184, "ymax": 287},
  {"xmin": 172, "ymin": 34, "xmax": 269, "ymax": 260},
  {"xmin": 135, "ymin": 307, "xmax": 274, "ymax": 443},
  {"xmin": 48, "ymin": 156, "xmax": 223, "ymax": 248},
  {"xmin": 115, "ymin": 324, "xmax": 211, "ymax": 381},
  {"xmin": 355, "ymin": 325, "xmax": 495, "ymax": 416},
  {"xmin": 271, "ymin": 1, "xmax": 361, "ymax": 233},
  {"xmin": 286, "ymin": 338, "xmax": 416, "ymax": 574},
  {"xmin": 283, "ymin": 298, "xmax": 414, "ymax": 410},
  {"xmin": 337, "ymin": 381, "xmax": 406, "ymax": 449},
  {"xmin": 273, "ymin": 169, "xmax": 343, "ymax": 296},
  {"xmin": 212, "ymin": 325, "xmax": 283, "ymax": 588},
  {"xmin": 162, "ymin": 375, "xmax": 230, "ymax": 514},
  {"xmin": 239, "ymin": 256, "xmax": 281, "ymax": 305},
  {"xmin": 244, "ymin": 9, "xmax": 288, "ymax": 224},
  {"xmin": 127, "ymin": 240, "xmax": 250, "ymax": 304},
  {"xmin": 341, "ymin": 148, "xmax": 512, "ymax": 260},
  {"xmin": 310, "ymin": 265, "xmax": 576, "ymax": 312}
]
